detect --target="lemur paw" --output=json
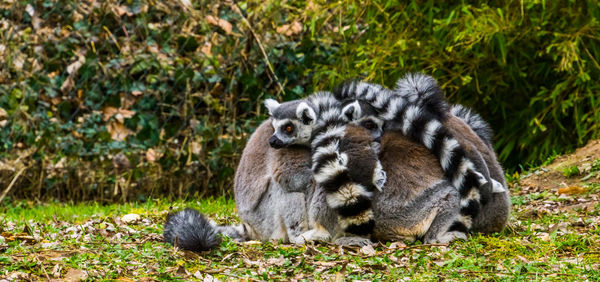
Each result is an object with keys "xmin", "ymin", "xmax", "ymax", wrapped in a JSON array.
[
  {"xmin": 296, "ymin": 229, "xmax": 331, "ymax": 244},
  {"xmin": 373, "ymin": 162, "xmax": 386, "ymax": 191},
  {"xmin": 426, "ymin": 231, "xmax": 468, "ymax": 244},
  {"xmin": 334, "ymin": 236, "xmax": 374, "ymax": 246}
]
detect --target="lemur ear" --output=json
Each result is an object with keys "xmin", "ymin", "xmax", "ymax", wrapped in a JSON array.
[
  {"xmin": 264, "ymin": 99, "xmax": 280, "ymax": 116},
  {"xmin": 296, "ymin": 102, "xmax": 316, "ymax": 125},
  {"xmin": 342, "ymin": 100, "xmax": 362, "ymax": 121}
]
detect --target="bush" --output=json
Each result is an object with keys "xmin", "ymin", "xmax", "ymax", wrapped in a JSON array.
[{"xmin": 0, "ymin": 0, "xmax": 599, "ymax": 200}]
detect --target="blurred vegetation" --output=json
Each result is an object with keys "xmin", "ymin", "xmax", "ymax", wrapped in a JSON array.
[{"xmin": 0, "ymin": 0, "xmax": 599, "ymax": 201}]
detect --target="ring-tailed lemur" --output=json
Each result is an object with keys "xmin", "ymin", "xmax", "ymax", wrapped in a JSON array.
[
  {"xmin": 264, "ymin": 93, "xmax": 386, "ymax": 237},
  {"xmin": 333, "ymin": 74, "xmax": 505, "ymax": 234},
  {"xmin": 163, "ymin": 108, "xmax": 510, "ymax": 251}
]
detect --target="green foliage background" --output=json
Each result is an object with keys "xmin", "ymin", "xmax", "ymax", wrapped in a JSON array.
[{"xmin": 1, "ymin": 0, "xmax": 599, "ymax": 200}]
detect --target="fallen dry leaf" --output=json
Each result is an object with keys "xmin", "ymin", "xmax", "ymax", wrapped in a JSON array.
[
  {"xmin": 360, "ymin": 244, "xmax": 376, "ymax": 256},
  {"xmin": 107, "ymin": 122, "xmax": 134, "ymax": 141},
  {"xmin": 190, "ymin": 141, "xmax": 202, "ymax": 155},
  {"xmin": 557, "ymin": 186, "xmax": 586, "ymax": 195},
  {"xmin": 102, "ymin": 106, "xmax": 135, "ymax": 122},
  {"xmin": 201, "ymin": 42, "xmax": 212, "ymax": 56},
  {"xmin": 146, "ymin": 148, "xmax": 161, "ymax": 163},
  {"xmin": 206, "ymin": 15, "xmax": 232, "ymax": 34},
  {"xmin": 266, "ymin": 255, "xmax": 285, "ymax": 266},
  {"xmin": 63, "ymin": 268, "xmax": 88, "ymax": 282},
  {"xmin": 276, "ymin": 21, "xmax": 303, "ymax": 36},
  {"xmin": 0, "ymin": 107, "xmax": 7, "ymax": 119},
  {"xmin": 121, "ymin": 214, "xmax": 141, "ymax": 224},
  {"xmin": 60, "ymin": 76, "xmax": 75, "ymax": 93}
]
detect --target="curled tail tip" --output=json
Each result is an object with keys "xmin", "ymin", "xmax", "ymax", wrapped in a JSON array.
[{"xmin": 163, "ymin": 208, "xmax": 221, "ymax": 252}]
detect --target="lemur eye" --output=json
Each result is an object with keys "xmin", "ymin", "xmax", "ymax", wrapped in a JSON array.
[
  {"xmin": 284, "ymin": 124, "xmax": 294, "ymax": 134},
  {"xmin": 363, "ymin": 120, "xmax": 376, "ymax": 130}
]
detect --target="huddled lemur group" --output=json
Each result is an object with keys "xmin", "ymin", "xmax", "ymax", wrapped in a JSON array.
[{"xmin": 164, "ymin": 73, "xmax": 511, "ymax": 252}]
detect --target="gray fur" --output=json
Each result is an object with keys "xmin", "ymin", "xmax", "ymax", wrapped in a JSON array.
[
  {"xmin": 333, "ymin": 77, "xmax": 503, "ymax": 235},
  {"xmin": 442, "ymin": 115, "xmax": 510, "ymax": 233},
  {"xmin": 266, "ymin": 93, "xmax": 386, "ymax": 238},
  {"xmin": 233, "ymin": 116, "xmax": 509, "ymax": 245},
  {"xmin": 166, "ymin": 97, "xmax": 509, "ymax": 250},
  {"xmin": 164, "ymin": 208, "xmax": 222, "ymax": 252},
  {"xmin": 450, "ymin": 104, "xmax": 494, "ymax": 147}
]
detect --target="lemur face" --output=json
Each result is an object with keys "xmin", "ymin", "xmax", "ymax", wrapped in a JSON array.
[
  {"xmin": 264, "ymin": 99, "xmax": 317, "ymax": 148},
  {"xmin": 341, "ymin": 100, "xmax": 384, "ymax": 143}
]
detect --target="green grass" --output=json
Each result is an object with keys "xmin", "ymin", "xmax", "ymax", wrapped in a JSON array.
[
  {"xmin": 2, "ymin": 187, "xmax": 600, "ymax": 280},
  {"xmin": 562, "ymin": 165, "xmax": 581, "ymax": 178}
]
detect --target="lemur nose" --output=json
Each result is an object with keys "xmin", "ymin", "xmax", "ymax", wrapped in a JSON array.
[
  {"xmin": 374, "ymin": 136, "xmax": 382, "ymax": 143},
  {"xmin": 269, "ymin": 136, "xmax": 284, "ymax": 148}
]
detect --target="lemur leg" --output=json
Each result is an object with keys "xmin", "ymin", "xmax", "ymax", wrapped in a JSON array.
[
  {"xmin": 297, "ymin": 222, "xmax": 332, "ymax": 244},
  {"xmin": 278, "ymin": 191, "xmax": 312, "ymax": 244},
  {"xmin": 334, "ymin": 236, "xmax": 374, "ymax": 246},
  {"xmin": 421, "ymin": 184, "xmax": 468, "ymax": 244},
  {"xmin": 372, "ymin": 160, "xmax": 387, "ymax": 191}
]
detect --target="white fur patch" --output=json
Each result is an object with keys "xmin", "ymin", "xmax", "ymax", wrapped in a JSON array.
[
  {"xmin": 340, "ymin": 209, "xmax": 374, "ymax": 229},
  {"xmin": 381, "ymin": 96, "xmax": 406, "ymax": 120},
  {"xmin": 296, "ymin": 122, "xmax": 313, "ymax": 144},
  {"xmin": 422, "ymin": 120, "xmax": 441, "ymax": 149},
  {"xmin": 342, "ymin": 101, "xmax": 362, "ymax": 121},
  {"xmin": 320, "ymin": 108, "xmax": 342, "ymax": 122},
  {"xmin": 460, "ymin": 189, "xmax": 480, "ymax": 207},
  {"xmin": 440, "ymin": 138, "xmax": 459, "ymax": 170},
  {"xmin": 372, "ymin": 161, "xmax": 386, "ymax": 191},
  {"xmin": 326, "ymin": 183, "xmax": 372, "ymax": 209},
  {"xmin": 311, "ymin": 141, "xmax": 340, "ymax": 165},
  {"xmin": 395, "ymin": 73, "xmax": 438, "ymax": 102},
  {"xmin": 264, "ymin": 99, "xmax": 280, "ymax": 115},
  {"xmin": 313, "ymin": 161, "xmax": 347, "ymax": 184},
  {"xmin": 364, "ymin": 84, "xmax": 379, "ymax": 100},
  {"xmin": 372, "ymin": 90, "xmax": 393, "ymax": 108},
  {"xmin": 311, "ymin": 126, "xmax": 346, "ymax": 148},
  {"xmin": 310, "ymin": 91, "xmax": 337, "ymax": 108},
  {"xmin": 471, "ymin": 169, "xmax": 488, "ymax": 186},
  {"xmin": 401, "ymin": 105, "xmax": 421, "ymax": 135},
  {"xmin": 296, "ymin": 102, "xmax": 316, "ymax": 124},
  {"xmin": 458, "ymin": 215, "xmax": 473, "ymax": 228},
  {"xmin": 354, "ymin": 83, "xmax": 368, "ymax": 99},
  {"xmin": 338, "ymin": 152, "xmax": 348, "ymax": 167},
  {"xmin": 451, "ymin": 158, "xmax": 472, "ymax": 188}
]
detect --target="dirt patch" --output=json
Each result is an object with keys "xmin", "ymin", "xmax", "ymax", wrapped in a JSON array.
[
  {"xmin": 514, "ymin": 140, "xmax": 600, "ymax": 215},
  {"xmin": 519, "ymin": 139, "xmax": 600, "ymax": 193}
]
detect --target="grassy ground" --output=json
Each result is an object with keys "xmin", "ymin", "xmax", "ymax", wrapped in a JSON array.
[{"xmin": 2, "ymin": 161, "xmax": 600, "ymax": 280}]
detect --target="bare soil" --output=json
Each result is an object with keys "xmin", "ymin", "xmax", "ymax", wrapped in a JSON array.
[{"xmin": 516, "ymin": 139, "xmax": 600, "ymax": 214}]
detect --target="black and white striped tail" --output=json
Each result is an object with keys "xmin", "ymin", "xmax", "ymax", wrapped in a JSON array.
[
  {"xmin": 310, "ymin": 116, "xmax": 378, "ymax": 236},
  {"xmin": 450, "ymin": 104, "xmax": 494, "ymax": 146},
  {"xmin": 333, "ymin": 76, "xmax": 488, "ymax": 234}
]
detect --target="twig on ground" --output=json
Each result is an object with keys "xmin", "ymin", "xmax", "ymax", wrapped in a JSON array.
[{"xmin": 35, "ymin": 256, "xmax": 51, "ymax": 280}]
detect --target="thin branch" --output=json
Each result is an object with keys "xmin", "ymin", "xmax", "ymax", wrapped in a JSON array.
[
  {"xmin": 231, "ymin": 3, "xmax": 286, "ymax": 98},
  {"xmin": 0, "ymin": 166, "xmax": 28, "ymax": 203}
]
